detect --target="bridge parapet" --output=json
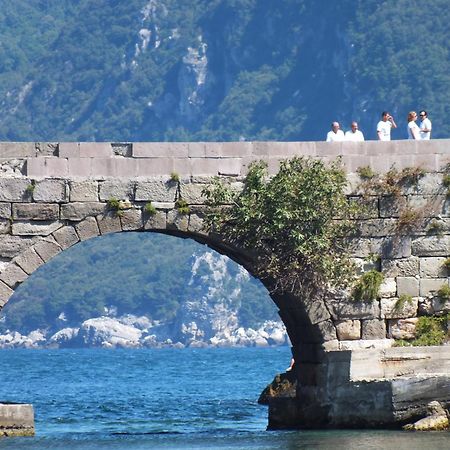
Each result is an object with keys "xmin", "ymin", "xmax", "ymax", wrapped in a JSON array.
[{"xmin": 0, "ymin": 140, "xmax": 449, "ymax": 179}]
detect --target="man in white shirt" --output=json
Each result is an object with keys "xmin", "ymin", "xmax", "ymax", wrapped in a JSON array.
[
  {"xmin": 326, "ymin": 122, "xmax": 345, "ymax": 142},
  {"xmin": 345, "ymin": 122, "xmax": 365, "ymax": 141},
  {"xmin": 419, "ymin": 110, "xmax": 432, "ymax": 140},
  {"xmin": 377, "ymin": 111, "xmax": 397, "ymax": 141}
]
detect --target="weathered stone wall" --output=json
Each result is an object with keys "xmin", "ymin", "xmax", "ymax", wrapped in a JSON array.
[{"xmin": 1, "ymin": 140, "xmax": 449, "ymax": 428}]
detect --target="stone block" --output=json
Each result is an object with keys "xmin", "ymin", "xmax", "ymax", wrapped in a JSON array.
[
  {"xmin": 75, "ymin": 217, "xmax": 100, "ymax": 241},
  {"xmin": 348, "ymin": 237, "xmax": 385, "ymax": 258},
  {"xmin": 379, "ymin": 195, "xmax": 406, "ymax": 218},
  {"xmin": 408, "ymin": 195, "xmax": 446, "ymax": 218},
  {"xmin": 0, "ymin": 280, "xmax": 14, "ymax": 306},
  {"xmin": 388, "ymin": 318, "xmax": 418, "ymax": 340},
  {"xmin": 33, "ymin": 238, "xmax": 62, "ymax": 262},
  {"xmin": 361, "ymin": 319, "xmax": 387, "ymax": 340},
  {"xmin": 348, "ymin": 196, "xmax": 379, "ymax": 219},
  {"xmin": 327, "ymin": 298, "xmax": 380, "ymax": 320},
  {"xmin": 0, "ymin": 235, "xmax": 37, "ymax": 259},
  {"xmin": 68, "ymin": 158, "xmax": 92, "ymax": 177},
  {"xmin": 188, "ymin": 212, "xmax": 206, "ymax": 234},
  {"xmin": 133, "ymin": 142, "xmax": 188, "ymax": 158},
  {"xmin": 120, "ymin": 209, "xmax": 143, "ymax": 231},
  {"xmin": 0, "ymin": 142, "xmax": 36, "ymax": 157},
  {"xmin": 52, "ymin": 226, "xmax": 80, "ymax": 250},
  {"xmin": 26, "ymin": 158, "xmax": 46, "ymax": 177},
  {"xmin": 0, "ymin": 203, "xmax": 11, "ymax": 219},
  {"xmin": 136, "ymin": 158, "xmax": 174, "ymax": 176},
  {"xmin": 412, "ymin": 235, "xmax": 449, "ymax": 256},
  {"xmin": 12, "ymin": 221, "xmax": 63, "ymax": 237},
  {"xmin": 357, "ymin": 219, "xmax": 398, "ymax": 237},
  {"xmin": 179, "ymin": 183, "xmax": 206, "ymax": 204},
  {"xmin": 79, "ymin": 142, "xmax": 112, "ymax": 158},
  {"xmin": 12, "ymin": 203, "xmax": 59, "ymax": 221},
  {"xmin": 60, "ymin": 202, "xmax": 106, "ymax": 221},
  {"xmin": 0, "ymin": 179, "xmax": 30, "ymax": 202},
  {"xmin": 115, "ymin": 158, "xmax": 138, "ymax": 177},
  {"xmin": 172, "ymin": 158, "xmax": 193, "ymax": 177},
  {"xmin": 36, "ymin": 142, "xmax": 58, "ymax": 156},
  {"xmin": 0, "ymin": 262, "xmax": 28, "ymax": 288},
  {"xmin": 379, "ymin": 277, "xmax": 397, "ymax": 298},
  {"xmin": 381, "ymin": 257, "xmax": 419, "ymax": 277},
  {"xmin": 91, "ymin": 158, "xmax": 116, "ymax": 177},
  {"xmin": 315, "ymin": 319, "xmax": 337, "ymax": 342},
  {"xmin": 69, "ymin": 181, "xmax": 99, "ymax": 202},
  {"xmin": 190, "ymin": 158, "xmax": 242, "ymax": 176},
  {"xmin": 335, "ymin": 320, "xmax": 361, "ymax": 340},
  {"xmin": 58, "ymin": 142, "xmax": 79, "ymax": 158},
  {"xmin": 432, "ymin": 296, "xmax": 450, "ymax": 314},
  {"xmin": 382, "ymin": 236, "xmax": 411, "ymax": 259},
  {"xmin": 380, "ymin": 297, "xmax": 418, "ymax": 319},
  {"xmin": 143, "ymin": 211, "xmax": 167, "ymax": 230},
  {"xmin": 96, "ymin": 213, "xmax": 122, "ymax": 234},
  {"xmin": 99, "ymin": 180, "xmax": 135, "ymax": 201},
  {"xmin": 416, "ymin": 173, "xmax": 445, "ymax": 195},
  {"xmin": 14, "ymin": 248, "xmax": 44, "ymax": 275},
  {"xmin": 188, "ymin": 142, "xmax": 206, "ymax": 157},
  {"xmin": 303, "ymin": 299, "xmax": 331, "ymax": 325},
  {"xmin": 135, "ymin": 180, "xmax": 177, "ymax": 202},
  {"xmin": 397, "ymin": 277, "xmax": 419, "ymax": 297},
  {"xmin": 420, "ymin": 278, "xmax": 448, "ymax": 296},
  {"xmin": 33, "ymin": 179, "xmax": 68, "ymax": 202},
  {"xmin": 41, "ymin": 157, "xmax": 69, "ymax": 176},
  {"xmin": 419, "ymin": 257, "xmax": 447, "ymax": 278},
  {"xmin": 0, "ymin": 219, "xmax": 10, "ymax": 234},
  {"xmin": 167, "ymin": 210, "xmax": 189, "ymax": 232},
  {"xmin": 0, "ymin": 158, "xmax": 26, "ymax": 176}
]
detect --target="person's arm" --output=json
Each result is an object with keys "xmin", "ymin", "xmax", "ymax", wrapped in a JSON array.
[
  {"xmin": 389, "ymin": 116, "xmax": 397, "ymax": 129},
  {"xmin": 412, "ymin": 125, "xmax": 420, "ymax": 140},
  {"xmin": 421, "ymin": 119, "xmax": 432, "ymax": 133}
]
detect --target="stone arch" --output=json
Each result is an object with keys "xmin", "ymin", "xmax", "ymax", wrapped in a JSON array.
[{"xmin": 0, "ymin": 209, "xmax": 334, "ymax": 376}]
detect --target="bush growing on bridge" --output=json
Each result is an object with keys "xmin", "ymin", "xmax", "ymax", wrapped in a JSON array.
[{"xmin": 202, "ymin": 157, "xmax": 358, "ymax": 294}]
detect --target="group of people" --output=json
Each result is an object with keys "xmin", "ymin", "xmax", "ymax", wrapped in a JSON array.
[{"xmin": 326, "ymin": 111, "xmax": 432, "ymax": 142}]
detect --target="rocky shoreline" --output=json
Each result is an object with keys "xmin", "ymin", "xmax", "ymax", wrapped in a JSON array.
[{"xmin": 0, "ymin": 315, "xmax": 288, "ymax": 349}]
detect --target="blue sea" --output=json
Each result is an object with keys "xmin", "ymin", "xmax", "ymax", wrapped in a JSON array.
[{"xmin": 0, "ymin": 347, "xmax": 447, "ymax": 449}]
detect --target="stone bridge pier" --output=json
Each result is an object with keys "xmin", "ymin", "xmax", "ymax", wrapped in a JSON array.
[{"xmin": 0, "ymin": 140, "xmax": 449, "ymax": 429}]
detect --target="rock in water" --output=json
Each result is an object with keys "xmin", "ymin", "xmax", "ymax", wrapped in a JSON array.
[{"xmin": 403, "ymin": 401, "xmax": 449, "ymax": 431}]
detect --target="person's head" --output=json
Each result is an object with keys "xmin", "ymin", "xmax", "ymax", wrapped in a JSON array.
[
  {"xmin": 381, "ymin": 111, "xmax": 390, "ymax": 121},
  {"xmin": 419, "ymin": 110, "xmax": 428, "ymax": 120},
  {"xmin": 331, "ymin": 121, "xmax": 340, "ymax": 132},
  {"xmin": 350, "ymin": 121, "xmax": 359, "ymax": 132},
  {"xmin": 407, "ymin": 111, "xmax": 417, "ymax": 122}
]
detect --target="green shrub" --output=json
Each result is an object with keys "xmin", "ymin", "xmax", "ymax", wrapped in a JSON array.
[
  {"xmin": 352, "ymin": 270, "xmax": 384, "ymax": 302},
  {"xmin": 203, "ymin": 157, "xmax": 358, "ymax": 294},
  {"xmin": 444, "ymin": 258, "xmax": 450, "ymax": 272},
  {"xmin": 107, "ymin": 197, "xmax": 124, "ymax": 216},
  {"xmin": 170, "ymin": 172, "xmax": 180, "ymax": 182},
  {"xmin": 412, "ymin": 316, "xmax": 447, "ymax": 346},
  {"xmin": 437, "ymin": 284, "xmax": 450, "ymax": 301},
  {"xmin": 175, "ymin": 198, "xmax": 190, "ymax": 215},
  {"xmin": 356, "ymin": 166, "xmax": 376, "ymax": 179},
  {"xmin": 144, "ymin": 202, "xmax": 157, "ymax": 216},
  {"xmin": 394, "ymin": 294, "xmax": 413, "ymax": 311}
]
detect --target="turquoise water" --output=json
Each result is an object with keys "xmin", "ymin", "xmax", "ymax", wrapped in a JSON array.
[{"xmin": 0, "ymin": 347, "xmax": 448, "ymax": 449}]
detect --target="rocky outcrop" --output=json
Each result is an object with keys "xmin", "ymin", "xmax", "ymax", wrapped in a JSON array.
[
  {"xmin": 0, "ymin": 314, "xmax": 288, "ymax": 349},
  {"xmin": 404, "ymin": 401, "xmax": 449, "ymax": 431}
]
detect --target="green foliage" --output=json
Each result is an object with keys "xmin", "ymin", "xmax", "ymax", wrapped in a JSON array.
[
  {"xmin": 170, "ymin": 172, "xmax": 180, "ymax": 182},
  {"xmin": 394, "ymin": 294, "xmax": 413, "ymax": 311},
  {"xmin": 107, "ymin": 197, "xmax": 123, "ymax": 216},
  {"xmin": 357, "ymin": 166, "xmax": 376, "ymax": 180},
  {"xmin": 437, "ymin": 284, "xmax": 450, "ymax": 301},
  {"xmin": 25, "ymin": 181, "xmax": 35, "ymax": 194},
  {"xmin": 144, "ymin": 202, "xmax": 157, "ymax": 216},
  {"xmin": 203, "ymin": 156, "xmax": 358, "ymax": 293},
  {"xmin": 427, "ymin": 219, "xmax": 444, "ymax": 236},
  {"xmin": 401, "ymin": 315, "xmax": 449, "ymax": 347},
  {"xmin": 175, "ymin": 198, "xmax": 190, "ymax": 215},
  {"xmin": 444, "ymin": 258, "xmax": 450, "ymax": 272},
  {"xmin": 352, "ymin": 270, "xmax": 384, "ymax": 302}
]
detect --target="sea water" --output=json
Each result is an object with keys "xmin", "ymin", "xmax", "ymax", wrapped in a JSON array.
[{"xmin": 0, "ymin": 347, "xmax": 447, "ymax": 449}]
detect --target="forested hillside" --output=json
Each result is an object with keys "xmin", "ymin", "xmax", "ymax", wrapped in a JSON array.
[
  {"xmin": 0, "ymin": 0, "xmax": 448, "ymax": 142},
  {"xmin": 0, "ymin": 233, "xmax": 276, "ymax": 337}
]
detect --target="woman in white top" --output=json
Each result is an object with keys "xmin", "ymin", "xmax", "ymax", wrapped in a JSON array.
[{"xmin": 407, "ymin": 111, "xmax": 420, "ymax": 140}]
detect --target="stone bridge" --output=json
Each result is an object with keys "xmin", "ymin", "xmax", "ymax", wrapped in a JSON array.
[{"xmin": 0, "ymin": 140, "xmax": 449, "ymax": 429}]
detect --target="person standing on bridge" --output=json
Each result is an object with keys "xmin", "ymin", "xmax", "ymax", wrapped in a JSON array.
[
  {"xmin": 407, "ymin": 111, "xmax": 420, "ymax": 140},
  {"xmin": 377, "ymin": 111, "xmax": 397, "ymax": 141},
  {"xmin": 326, "ymin": 122, "xmax": 345, "ymax": 142},
  {"xmin": 419, "ymin": 110, "xmax": 432, "ymax": 140},
  {"xmin": 344, "ymin": 121, "xmax": 365, "ymax": 141}
]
